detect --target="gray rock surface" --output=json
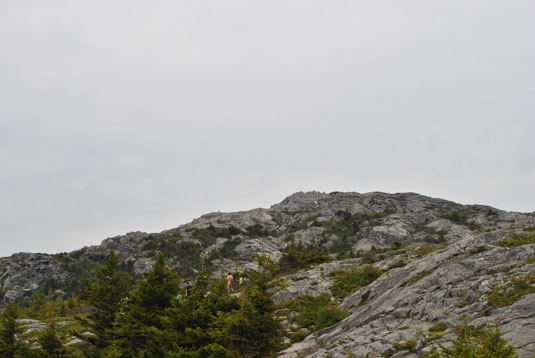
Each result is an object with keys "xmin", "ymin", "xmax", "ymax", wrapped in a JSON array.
[{"xmin": 1, "ymin": 191, "xmax": 535, "ymax": 357}]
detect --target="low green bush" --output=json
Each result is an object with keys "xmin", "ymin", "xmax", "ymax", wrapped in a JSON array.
[
  {"xmin": 426, "ymin": 325, "xmax": 517, "ymax": 358},
  {"xmin": 429, "ymin": 322, "xmax": 448, "ymax": 332},
  {"xmin": 281, "ymin": 294, "xmax": 348, "ymax": 342},
  {"xmin": 495, "ymin": 233, "xmax": 535, "ymax": 248},
  {"xmin": 486, "ymin": 275, "xmax": 535, "ymax": 308},
  {"xmin": 414, "ymin": 245, "xmax": 446, "ymax": 257},
  {"xmin": 278, "ymin": 240, "xmax": 330, "ymax": 273},
  {"xmin": 440, "ymin": 210, "xmax": 482, "ymax": 230},
  {"xmin": 329, "ymin": 265, "xmax": 383, "ymax": 299},
  {"xmin": 392, "ymin": 339, "xmax": 417, "ymax": 352}
]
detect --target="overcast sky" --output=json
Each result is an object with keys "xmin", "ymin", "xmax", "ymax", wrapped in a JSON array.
[{"xmin": 1, "ymin": 1, "xmax": 534, "ymax": 257}]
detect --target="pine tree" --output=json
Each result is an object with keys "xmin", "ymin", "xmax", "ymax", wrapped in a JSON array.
[
  {"xmin": 165, "ymin": 273, "xmax": 241, "ymax": 358},
  {"xmin": 0, "ymin": 303, "xmax": 31, "ymax": 358},
  {"xmin": 77, "ymin": 250, "xmax": 131, "ymax": 357},
  {"xmin": 113, "ymin": 252, "xmax": 180, "ymax": 358},
  {"xmin": 215, "ymin": 255, "xmax": 283, "ymax": 358},
  {"xmin": 429, "ymin": 325, "xmax": 517, "ymax": 358},
  {"xmin": 37, "ymin": 323, "xmax": 67, "ymax": 358}
]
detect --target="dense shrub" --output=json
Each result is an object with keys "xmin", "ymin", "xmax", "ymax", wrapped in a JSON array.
[
  {"xmin": 440, "ymin": 210, "xmax": 481, "ymax": 230},
  {"xmin": 192, "ymin": 225, "xmax": 243, "ymax": 248},
  {"xmin": 278, "ymin": 240, "xmax": 330, "ymax": 273},
  {"xmin": 282, "ymin": 294, "xmax": 348, "ymax": 342},
  {"xmin": 427, "ymin": 325, "xmax": 517, "ymax": 358},
  {"xmin": 329, "ymin": 265, "xmax": 383, "ymax": 299}
]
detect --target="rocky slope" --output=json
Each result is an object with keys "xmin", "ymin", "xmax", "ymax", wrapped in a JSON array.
[{"xmin": 1, "ymin": 191, "xmax": 535, "ymax": 357}]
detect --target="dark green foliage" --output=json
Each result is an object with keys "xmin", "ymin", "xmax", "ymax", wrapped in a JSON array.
[
  {"xmin": 278, "ymin": 240, "xmax": 330, "ymax": 273},
  {"xmin": 494, "ymin": 233, "xmax": 535, "ymax": 248},
  {"xmin": 358, "ymin": 289, "xmax": 371, "ymax": 306},
  {"xmin": 327, "ymin": 235, "xmax": 356, "ymax": 259},
  {"xmin": 283, "ymin": 294, "xmax": 348, "ymax": 342},
  {"xmin": 215, "ymin": 255, "xmax": 283, "ymax": 358},
  {"xmin": 192, "ymin": 225, "xmax": 243, "ymax": 248},
  {"xmin": 37, "ymin": 323, "xmax": 67, "ymax": 357},
  {"xmin": 413, "ymin": 244, "xmax": 446, "ymax": 257},
  {"xmin": 59, "ymin": 256, "xmax": 100, "ymax": 294},
  {"xmin": 392, "ymin": 339, "xmax": 417, "ymax": 353},
  {"xmin": 162, "ymin": 256, "xmax": 282, "ymax": 358},
  {"xmin": 424, "ymin": 230, "xmax": 448, "ymax": 244},
  {"xmin": 171, "ymin": 241, "xmax": 203, "ymax": 278},
  {"xmin": 430, "ymin": 322, "xmax": 448, "ymax": 332},
  {"xmin": 427, "ymin": 325, "xmax": 517, "ymax": 358},
  {"xmin": 466, "ymin": 246, "xmax": 487, "ymax": 257},
  {"xmin": 388, "ymin": 259, "xmax": 406, "ymax": 270},
  {"xmin": 208, "ymin": 237, "xmax": 243, "ymax": 262},
  {"xmin": 76, "ymin": 250, "xmax": 132, "ymax": 357},
  {"xmin": 440, "ymin": 210, "xmax": 481, "ymax": 230},
  {"xmin": 0, "ymin": 303, "xmax": 31, "ymax": 358},
  {"xmin": 112, "ymin": 252, "xmax": 181, "ymax": 358},
  {"xmin": 142, "ymin": 238, "xmax": 206, "ymax": 279},
  {"xmin": 313, "ymin": 211, "xmax": 390, "ymax": 258},
  {"xmin": 329, "ymin": 265, "xmax": 383, "ymax": 299},
  {"xmin": 245, "ymin": 224, "xmax": 270, "ymax": 237},
  {"xmin": 323, "ymin": 211, "xmax": 387, "ymax": 237},
  {"xmin": 486, "ymin": 275, "xmax": 535, "ymax": 308}
]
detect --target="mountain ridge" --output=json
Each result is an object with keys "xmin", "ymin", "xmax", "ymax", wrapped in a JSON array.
[{"xmin": 1, "ymin": 191, "xmax": 535, "ymax": 357}]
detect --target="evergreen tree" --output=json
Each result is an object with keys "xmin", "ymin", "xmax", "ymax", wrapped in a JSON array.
[
  {"xmin": 77, "ymin": 250, "xmax": 131, "ymax": 357},
  {"xmin": 429, "ymin": 325, "xmax": 517, "ymax": 358},
  {"xmin": 37, "ymin": 323, "xmax": 67, "ymax": 358},
  {"xmin": 165, "ymin": 273, "xmax": 241, "ymax": 358},
  {"xmin": 215, "ymin": 255, "xmax": 283, "ymax": 358},
  {"xmin": 113, "ymin": 252, "xmax": 180, "ymax": 358},
  {"xmin": 0, "ymin": 303, "xmax": 31, "ymax": 358}
]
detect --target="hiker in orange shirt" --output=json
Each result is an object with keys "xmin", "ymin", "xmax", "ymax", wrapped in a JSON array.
[{"xmin": 227, "ymin": 272, "xmax": 234, "ymax": 293}]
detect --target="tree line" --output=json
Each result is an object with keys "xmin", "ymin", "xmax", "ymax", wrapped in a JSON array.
[{"xmin": 0, "ymin": 251, "xmax": 282, "ymax": 358}]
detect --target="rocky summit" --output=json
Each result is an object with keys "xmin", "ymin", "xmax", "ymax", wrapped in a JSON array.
[{"xmin": 1, "ymin": 191, "xmax": 535, "ymax": 357}]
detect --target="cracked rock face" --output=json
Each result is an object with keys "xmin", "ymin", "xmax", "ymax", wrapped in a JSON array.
[
  {"xmin": 279, "ymin": 231, "xmax": 535, "ymax": 358},
  {"xmin": 1, "ymin": 191, "xmax": 535, "ymax": 357}
]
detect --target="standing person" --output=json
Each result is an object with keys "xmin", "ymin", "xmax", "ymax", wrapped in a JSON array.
[
  {"xmin": 227, "ymin": 272, "xmax": 234, "ymax": 293},
  {"xmin": 185, "ymin": 282, "xmax": 192, "ymax": 297}
]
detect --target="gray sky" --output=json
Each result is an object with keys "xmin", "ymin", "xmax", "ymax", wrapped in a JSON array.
[{"xmin": 1, "ymin": 1, "xmax": 534, "ymax": 257}]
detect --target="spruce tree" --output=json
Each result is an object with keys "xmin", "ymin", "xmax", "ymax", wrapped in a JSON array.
[
  {"xmin": 0, "ymin": 303, "xmax": 31, "ymax": 358},
  {"xmin": 113, "ymin": 252, "xmax": 180, "ymax": 358},
  {"xmin": 215, "ymin": 255, "xmax": 283, "ymax": 358},
  {"xmin": 37, "ymin": 323, "xmax": 67, "ymax": 358},
  {"xmin": 77, "ymin": 250, "xmax": 131, "ymax": 357},
  {"xmin": 165, "ymin": 273, "xmax": 241, "ymax": 358}
]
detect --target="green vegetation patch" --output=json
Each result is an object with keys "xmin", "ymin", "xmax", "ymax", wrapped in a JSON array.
[
  {"xmin": 402, "ymin": 269, "xmax": 434, "ymax": 287},
  {"xmin": 426, "ymin": 325, "xmax": 518, "ymax": 358},
  {"xmin": 316, "ymin": 211, "xmax": 390, "ymax": 259},
  {"xmin": 429, "ymin": 322, "xmax": 448, "ymax": 332},
  {"xmin": 329, "ymin": 265, "xmax": 383, "ymax": 299},
  {"xmin": 440, "ymin": 210, "xmax": 481, "ymax": 230},
  {"xmin": 413, "ymin": 244, "xmax": 447, "ymax": 257},
  {"xmin": 281, "ymin": 294, "xmax": 349, "ymax": 342},
  {"xmin": 494, "ymin": 232, "xmax": 535, "ymax": 248},
  {"xmin": 278, "ymin": 240, "xmax": 330, "ymax": 274},
  {"xmin": 192, "ymin": 224, "xmax": 243, "ymax": 248},
  {"xmin": 392, "ymin": 339, "xmax": 417, "ymax": 353},
  {"xmin": 207, "ymin": 237, "xmax": 243, "ymax": 262},
  {"xmin": 486, "ymin": 275, "xmax": 535, "ymax": 308}
]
